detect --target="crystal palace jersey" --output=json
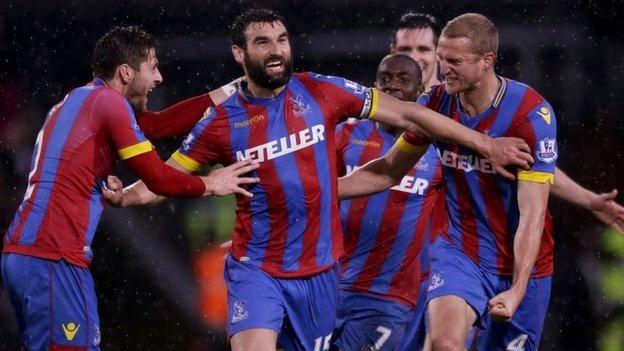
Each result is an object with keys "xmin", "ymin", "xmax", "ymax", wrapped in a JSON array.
[
  {"xmin": 336, "ymin": 119, "xmax": 443, "ymax": 307},
  {"xmin": 172, "ymin": 73, "xmax": 377, "ymax": 278},
  {"xmin": 415, "ymin": 78, "xmax": 557, "ymax": 277},
  {"xmin": 4, "ymin": 78, "xmax": 154, "ymax": 267}
]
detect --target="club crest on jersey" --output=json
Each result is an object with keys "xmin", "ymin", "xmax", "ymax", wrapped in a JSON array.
[
  {"xmin": 290, "ymin": 94, "xmax": 312, "ymax": 118},
  {"xmin": 428, "ymin": 271, "xmax": 445, "ymax": 291},
  {"xmin": 231, "ymin": 300, "xmax": 248, "ymax": 323},
  {"xmin": 537, "ymin": 138, "xmax": 557, "ymax": 163}
]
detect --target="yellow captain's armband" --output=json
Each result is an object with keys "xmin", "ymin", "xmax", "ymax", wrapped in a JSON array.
[
  {"xmin": 395, "ymin": 135, "xmax": 426, "ymax": 154},
  {"xmin": 517, "ymin": 170, "xmax": 555, "ymax": 184},
  {"xmin": 118, "ymin": 141, "xmax": 154, "ymax": 160},
  {"xmin": 366, "ymin": 88, "xmax": 380, "ymax": 120},
  {"xmin": 171, "ymin": 150, "xmax": 201, "ymax": 172}
]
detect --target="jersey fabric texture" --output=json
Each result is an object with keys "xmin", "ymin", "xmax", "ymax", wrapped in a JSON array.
[
  {"xmin": 409, "ymin": 78, "xmax": 558, "ymax": 278},
  {"xmin": 173, "ymin": 73, "xmax": 377, "ymax": 278},
  {"xmin": 3, "ymin": 78, "xmax": 153, "ymax": 267},
  {"xmin": 336, "ymin": 119, "xmax": 443, "ymax": 308}
]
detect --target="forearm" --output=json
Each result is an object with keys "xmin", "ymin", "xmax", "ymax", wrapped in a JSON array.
[
  {"xmin": 338, "ymin": 143, "xmax": 425, "ymax": 200},
  {"xmin": 403, "ymin": 103, "xmax": 489, "ymax": 153},
  {"xmin": 338, "ymin": 159, "xmax": 399, "ymax": 200},
  {"xmin": 124, "ymin": 151, "xmax": 205, "ymax": 197},
  {"xmin": 120, "ymin": 180, "xmax": 165, "ymax": 207},
  {"xmin": 550, "ymin": 167, "xmax": 593, "ymax": 209}
]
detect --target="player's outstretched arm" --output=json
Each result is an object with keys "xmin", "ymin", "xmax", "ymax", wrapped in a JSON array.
[
  {"xmin": 136, "ymin": 84, "xmax": 236, "ymax": 139},
  {"xmin": 488, "ymin": 180, "xmax": 550, "ymax": 322},
  {"xmin": 551, "ymin": 168, "xmax": 624, "ymax": 234},
  {"xmin": 372, "ymin": 91, "xmax": 533, "ymax": 177},
  {"xmin": 107, "ymin": 158, "xmax": 259, "ymax": 207},
  {"xmin": 338, "ymin": 140, "xmax": 426, "ymax": 200}
]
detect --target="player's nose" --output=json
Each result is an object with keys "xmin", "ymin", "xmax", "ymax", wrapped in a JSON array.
[{"xmin": 154, "ymin": 68, "xmax": 163, "ymax": 86}]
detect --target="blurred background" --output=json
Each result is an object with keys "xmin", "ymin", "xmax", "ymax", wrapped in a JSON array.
[{"xmin": 1, "ymin": 0, "xmax": 624, "ymax": 349}]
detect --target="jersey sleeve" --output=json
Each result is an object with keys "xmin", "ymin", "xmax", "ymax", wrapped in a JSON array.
[
  {"xmin": 515, "ymin": 102, "xmax": 558, "ymax": 184},
  {"xmin": 335, "ymin": 119, "xmax": 358, "ymax": 176},
  {"xmin": 396, "ymin": 131, "xmax": 431, "ymax": 154},
  {"xmin": 170, "ymin": 111, "xmax": 224, "ymax": 173},
  {"xmin": 95, "ymin": 89, "xmax": 154, "ymax": 160},
  {"xmin": 136, "ymin": 93, "xmax": 214, "ymax": 140},
  {"xmin": 307, "ymin": 73, "xmax": 378, "ymax": 122}
]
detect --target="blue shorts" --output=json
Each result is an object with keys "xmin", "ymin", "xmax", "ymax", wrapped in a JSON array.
[
  {"xmin": 1, "ymin": 253, "xmax": 101, "ymax": 350},
  {"xmin": 224, "ymin": 255, "xmax": 339, "ymax": 351},
  {"xmin": 331, "ymin": 290, "xmax": 414, "ymax": 351},
  {"xmin": 426, "ymin": 238, "xmax": 551, "ymax": 351},
  {"xmin": 394, "ymin": 280, "xmax": 428, "ymax": 350}
]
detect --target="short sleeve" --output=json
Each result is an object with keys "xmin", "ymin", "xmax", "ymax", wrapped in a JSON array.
[
  {"xmin": 171, "ymin": 108, "xmax": 223, "ymax": 172},
  {"xmin": 335, "ymin": 119, "xmax": 358, "ymax": 176},
  {"xmin": 515, "ymin": 102, "xmax": 558, "ymax": 184},
  {"xmin": 95, "ymin": 89, "xmax": 154, "ymax": 160}
]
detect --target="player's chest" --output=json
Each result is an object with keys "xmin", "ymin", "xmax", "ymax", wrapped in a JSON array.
[{"xmin": 226, "ymin": 106, "xmax": 331, "ymax": 164}]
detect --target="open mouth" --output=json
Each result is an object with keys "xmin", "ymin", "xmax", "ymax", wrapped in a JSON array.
[{"xmin": 265, "ymin": 59, "xmax": 284, "ymax": 73}]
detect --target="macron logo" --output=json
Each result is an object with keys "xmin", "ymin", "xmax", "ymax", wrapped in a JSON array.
[{"xmin": 235, "ymin": 124, "xmax": 325, "ymax": 162}]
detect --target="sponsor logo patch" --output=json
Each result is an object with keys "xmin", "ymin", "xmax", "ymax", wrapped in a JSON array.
[
  {"xmin": 428, "ymin": 271, "xmax": 445, "ymax": 291},
  {"xmin": 536, "ymin": 137, "xmax": 557, "ymax": 163}
]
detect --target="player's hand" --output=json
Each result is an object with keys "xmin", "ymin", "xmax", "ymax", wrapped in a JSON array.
[
  {"xmin": 589, "ymin": 189, "xmax": 624, "ymax": 235},
  {"xmin": 488, "ymin": 287, "xmax": 525, "ymax": 322},
  {"xmin": 484, "ymin": 137, "xmax": 533, "ymax": 180},
  {"xmin": 201, "ymin": 159, "xmax": 260, "ymax": 197},
  {"xmin": 103, "ymin": 175, "xmax": 125, "ymax": 207}
]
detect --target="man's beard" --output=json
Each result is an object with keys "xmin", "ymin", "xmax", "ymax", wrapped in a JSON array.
[{"xmin": 244, "ymin": 52, "xmax": 293, "ymax": 90}]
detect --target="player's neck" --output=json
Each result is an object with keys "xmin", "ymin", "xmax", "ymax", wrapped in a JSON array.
[
  {"xmin": 424, "ymin": 69, "xmax": 442, "ymax": 91},
  {"xmin": 458, "ymin": 72, "xmax": 500, "ymax": 117},
  {"xmin": 244, "ymin": 77, "xmax": 286, "ymax": 98},
  {"xmin": 104, "ymin": 78, "xmax": 124, "ymax": 95}
]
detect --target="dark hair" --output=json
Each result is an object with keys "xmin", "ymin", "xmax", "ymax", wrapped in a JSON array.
[
  {"xmin": 230, "ymin": 7, "xmax": 286, "ymax": 48},
  {"xmin": 91, "ymin": 25, "xmax": 157, "ymax": 80},
  {"xmin": 392, "ymin": 12, "xmax": 440, "ymax": 45}
]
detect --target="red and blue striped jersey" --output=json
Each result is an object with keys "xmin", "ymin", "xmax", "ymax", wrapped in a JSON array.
[
  {"xmin": 172, "ymin": 73, "xmax": 376, "ymax": 278},
  {"xmin": 414, "ymin": 78, "xmax": 557, "ymax": 277},
  {"xmin": 336, "ymin": 119, "xmax": 443, "ymax": 307},
  {"xmin": 4, "ymin": 78, "xmax": 154, "ymax": 267}
]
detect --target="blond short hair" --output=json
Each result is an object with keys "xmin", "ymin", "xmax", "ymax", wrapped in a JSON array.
[{"xmin": 441, "ymin": 13, "xmax": 498, "ymax": 56}]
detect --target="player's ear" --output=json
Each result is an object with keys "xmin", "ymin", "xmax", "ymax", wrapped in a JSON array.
[
  {"xmin": 232, "ymin": 45, "xmax": 245, "ymax": 64},
  {"xmin": 482, "ymin": 52, "xmax": 496, "ymax": 71},
  {"xmin": 389, "ymin": 42, "xmax": 396, "ymax": 53},
  {"xmin": 118, "ymin": 64, "xmax": 134, "ymax": 85}
]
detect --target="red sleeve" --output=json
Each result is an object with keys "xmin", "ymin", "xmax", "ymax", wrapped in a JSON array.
[
  {"xmin": 335, "ymin": 121, "xmax": 356, "ymax": 176},
  {"xmin": 402, "ymin": 131, "xmax": 431, "ymax": 146},
  {"xmin": 136, "ymin": 93, "xmax": 215, "ymax": 140},
  {"xmin": 123, "ymin": 151, "xmax": 206, "ymax": 197},
  {"xmin": 94, "ymin": 89, "xmax": 152, "ymax": 158}
]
